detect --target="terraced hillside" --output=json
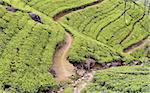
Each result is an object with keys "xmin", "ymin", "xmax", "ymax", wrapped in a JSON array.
[
  {"xmin": 0, "ymin": 4, "xmax": 65, "ymax": 93},
  {"xmin": 59, "ymin": 0, "xmax": 150, "ymax": 63},
  {"xmin": 82, "ymin": 65, "xmax": 150, "ymax": 93},
  {"xmin": 0, "ymin": 0, "xmax": 150, "ymax": 93}
]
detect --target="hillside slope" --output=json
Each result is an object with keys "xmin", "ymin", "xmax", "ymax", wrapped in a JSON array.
[{"xmin": 0, "ymin": 0, "xmax": 149, "ymax": 93}]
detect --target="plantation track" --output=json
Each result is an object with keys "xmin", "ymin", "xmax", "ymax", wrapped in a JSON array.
[
  {"xmin": 51, "ymin": 0, "xmax": 104, "ymax": 83},
  {"xmin": 51, "ymin": 32, "xmax": 75, "ymax": 82},
  {"xmin": 51, "ymin": 0, "xmax": 105, "ymax": 92},
  {"xmin": 123, "ymin": 35, "xmax": 150, "ymax": 54},
  {"xmin": 53, "ymin": 0, "xmax": 103, "ymax": 21}
]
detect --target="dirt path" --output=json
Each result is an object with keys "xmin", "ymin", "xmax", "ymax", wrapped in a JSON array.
[
  {"xmin": 50, "ymin": 31, "xmax": 95, "ymax": 93},
  {"xmin": 50, "ymin": 0, "xmax": 104, "ymax": 91},
  {"xmin": 123, "ymin": 35, "xmax": 149, "ymax": 54},
  {"xmin": 51, "ymin": 0, "xmax": 104, "ymax": 89},
  {"xmin": 53, "ymin": 0, "xmax": 103, "ymax": 21},
  {"xmin": 51, "ymin": 32, "xmax": 75, "ymax": 82}
]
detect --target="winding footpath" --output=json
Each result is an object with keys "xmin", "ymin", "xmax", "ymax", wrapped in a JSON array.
[
  {"xmin": 51, "ymin": 1, "xmax": 103, "ymax": 92},
  {"xmin": 51, "ymin": 32, "xmax": 75, "ymax": 81},
  {"xmin": 51, "ymin": 0, "xmax": 104, "ymax": 83}
]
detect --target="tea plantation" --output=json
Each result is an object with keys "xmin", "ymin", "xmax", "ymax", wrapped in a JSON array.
[
  {"xmin": 0, "ymin": 3, "xmax": 65, "ymax": 93},
  {"xmin": 59, "ymin": 0, "xmax": 150, "ymax": 63},
  {"xmin": 82, "ymin": 65, "xmax": 150, "ymax": 93},
  {"xmin": 0, "ymin": 0, "xmax": 150, "ymax": 93}
]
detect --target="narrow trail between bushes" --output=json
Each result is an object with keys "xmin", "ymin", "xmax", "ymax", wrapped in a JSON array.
[
  {"xmin": 53, "ymin": 0, "xmax": 103, "ymax": 21},
  {"xmin": 123, "ymin": 35, "xmax": 149, "ymax": 54},
  {"xmin": 51, "ymin": 1, "xmax": 104, "ymax": 93},
  {"xmin": 51, "ymin": 32, "xmax": 75, "ymax": 82}
]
